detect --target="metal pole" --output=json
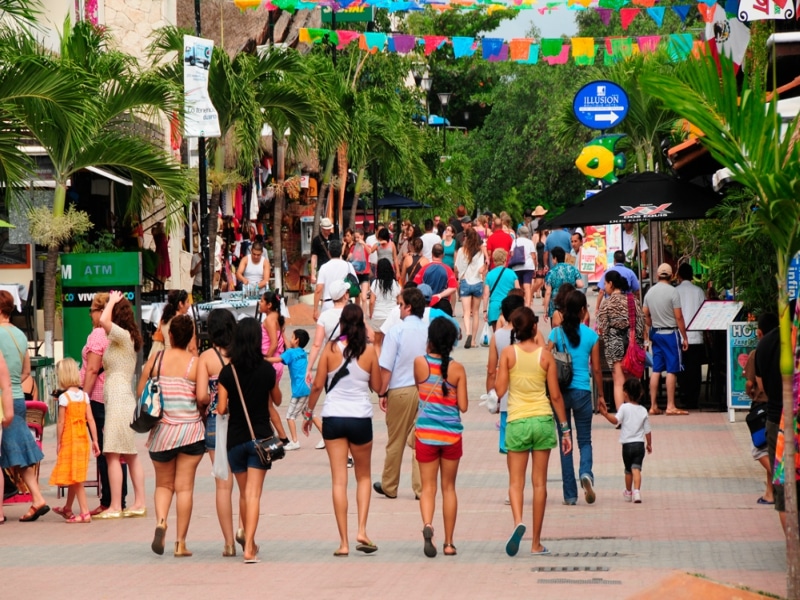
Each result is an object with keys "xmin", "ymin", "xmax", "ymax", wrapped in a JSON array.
[{"xmin": 194, "ymin": 0, "xmax": 212, "ymax": 302}]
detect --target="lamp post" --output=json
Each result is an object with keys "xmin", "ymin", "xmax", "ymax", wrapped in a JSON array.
[
  {"xmin": 413, "ymin": 66, "xmax": 432, "ymax": 125},
  {"xmin": 438, "ymin": 92, "xmax": 451, "ymax": 155},
  {"xmin": 464, "ymin": 110, "xmax": 470, "ymax": 130}
]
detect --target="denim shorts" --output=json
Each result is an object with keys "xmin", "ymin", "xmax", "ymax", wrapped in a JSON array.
[
  {"xmin": 228, "ymin": 440, "xmax": 271, "ymax": 473},
  {"xmin": 205, "ymin": 413, "xmax": 217, "ymax": 451},
  {"xmin": 459, "ymin": 280, "xmax": 483, "ymax": 298}
]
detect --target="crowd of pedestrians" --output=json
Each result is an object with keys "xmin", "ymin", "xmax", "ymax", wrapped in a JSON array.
[{"xmin": 0, "ymin": 206, "xmax": 797, "ymax": 562}]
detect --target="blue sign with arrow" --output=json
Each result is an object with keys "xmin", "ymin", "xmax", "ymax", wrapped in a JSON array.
[{"xmin": 573, "ymin": 80, "xmax": 629, "ymax": 130}]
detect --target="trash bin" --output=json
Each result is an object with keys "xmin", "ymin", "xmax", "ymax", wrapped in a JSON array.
[{"xmin": 30, "ymin": 355, "xmax": 55, "ymax": 424}]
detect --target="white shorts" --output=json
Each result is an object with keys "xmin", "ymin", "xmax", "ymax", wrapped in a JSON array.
[{"xmin": 286, "ymin": 396, "xmax": 310, "ymax": 421}]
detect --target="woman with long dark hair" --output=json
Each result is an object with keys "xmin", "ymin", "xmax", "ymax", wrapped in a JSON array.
[
  {"xmin": 369, "ymin": 258, "xmax": 401, "ymax": 355},
  {"xmin": 150, "ymin": 289, "xmax": 193, "ymax": 358},
  {"xmin": 547, "ymin": 290, "xmax": 605, "ymax": 506},
  {"xmin": 260, "ymin": 291, "xmax": 286, "ymax": 382},
  {"xmin": 196, "ymin": 309, "xmax": 240, "ymax": 556},
  {"xmin": 496, "ymin": 307, "xmax": 571, "ymax": 556},
  {"xmin": 216, "ymin": 317, "xmax": 282, "ymax": 563},
  {"xmin": 96, "ymin": 291, "xmax": 147, "ymax": 519},
  {"xmin": 401, "ymin": 238, "xmax": 428, "ymax": 284},
  {"xmin": 414, "ymin": 318, "xmax": 468, "ymax": 557},
  {"xmin": 596, "ymin": 270, "xmax": 645, "ymax": 410},
  {"xmin": 304, "ymin": 304, "xmax": 381, "ymax": 556}
]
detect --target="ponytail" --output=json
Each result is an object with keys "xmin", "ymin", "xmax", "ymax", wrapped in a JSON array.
[{"xmin": 440, "ymin": 350, "xmax": 451, "ymax": 397}]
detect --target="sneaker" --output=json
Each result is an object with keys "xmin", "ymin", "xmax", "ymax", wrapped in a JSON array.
[
  {"xmin": 347, "ymin": 457, "xmax": 354, "ymax": 468},
  {"xmin": 633, "ymin": 490, "xmax": 642, "ymax": 503},
  {"xmin": 504, "ymin": 497, "xmax": 511, "ymax": 505},
  {"xmin": 580, "ymin": 475, "xmax": 596, "ymax": 505},
  {"xmin": 316, "ymin": 439, "xmax": 326, "ymax": 449},
  {"xmin": 562, "ymin": 498, "xmax": 577, "ymax": 506},
  {"xmin": 284, "ymin": 441, "xmax": 301, "ymax": 451},
  {"xmin": 623, "ymin": 490, "xmax": 633, "ymax": 503}
]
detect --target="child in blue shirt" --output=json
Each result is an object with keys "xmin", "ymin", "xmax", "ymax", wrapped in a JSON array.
[{"xmin": 268, "ymin": 329, "xmax": 323, "ymax": 450}]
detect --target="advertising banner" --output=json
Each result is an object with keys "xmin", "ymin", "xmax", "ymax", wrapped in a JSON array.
[
  {"xmin": 183, "ymin": 35, "xmax": 220, "ymax": 138},
  {"xmin": 727, "ymin": 320, "xmax": 758, "ymax": 416}
]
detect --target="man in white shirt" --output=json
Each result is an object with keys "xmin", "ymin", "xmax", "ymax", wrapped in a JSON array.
[
  {"xmin": 675, "ymin": 262, "xmax": 706, "ymax": 409},
  {"xmin": 622, "ymin": 222, "xmax": 648, "ymax": 278},
  {"xmin": 420, "ymin": 218, "xmax": 442, "ymax": 261},
  {"xmin": 374, "ymin": 288, "xmax": 428, "ymax": 500},
  {"xmin": 313, "ymin": 239, "xmax": 355, "ymax": 320}
]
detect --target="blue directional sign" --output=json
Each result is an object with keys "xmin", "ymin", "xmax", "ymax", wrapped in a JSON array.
[{"xmin": 573, "ymin": 80, "xmax": 629, "ymax": 130}]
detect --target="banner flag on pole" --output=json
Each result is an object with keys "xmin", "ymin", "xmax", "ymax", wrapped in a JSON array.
[{"xmin": 183, "ymin": 35, "xmax": 220, "ymax": 138}]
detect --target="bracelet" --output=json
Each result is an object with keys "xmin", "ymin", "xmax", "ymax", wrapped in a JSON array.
[
  {"xmin": 303, "ymin": 410, "xmax": 313, "ymax": 421},
  {"xmin": 559, "ymin": 421, "xmax": 570, "ymax": 432},
  {"xmin": 562, "ymin": 428, "xmax": 572, "ymax": 435}
]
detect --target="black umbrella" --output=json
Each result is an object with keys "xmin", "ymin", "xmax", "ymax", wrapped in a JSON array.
[
  {"xmin": 377, "ymin": 192, "xmax": 430, "ymax": 210},
  {"xmin": 547, "ymin": 172, "xmax": 722, "ymax": 228}
]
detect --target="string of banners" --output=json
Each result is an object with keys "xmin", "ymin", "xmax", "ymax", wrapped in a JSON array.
[
  {"xmin": 238, "ymin": 0, "xmax": 794, "ymax": 21},
  {"xmin": 299, "ymin": 28, "xmax": 713, "ymax": 62}
]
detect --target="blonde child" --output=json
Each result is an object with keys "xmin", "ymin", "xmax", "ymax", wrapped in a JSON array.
[
  {"xmin": 598, "ymin": 378, "xmax": 652, "ymax": 503},
  {"xmin": 49, "ymin": 358, "xmax": 101, "ymax": 523}
]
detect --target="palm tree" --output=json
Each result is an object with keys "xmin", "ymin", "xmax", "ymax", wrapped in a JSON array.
[
  {"xmin": 150, "ymin": 29, "xmax": 321, "ymax": 294},
  {"xmin": 5, "ymin": 20, "xmax": 192, "ymax": 357},
  {"xmin": 643, "ymin": 52, "xmax": 800, "ymax": 599}
]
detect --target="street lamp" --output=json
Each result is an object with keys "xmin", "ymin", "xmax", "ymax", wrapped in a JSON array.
[{"xmin": 438, "ymin": 92, "xmax": 451, "ymax": 155}]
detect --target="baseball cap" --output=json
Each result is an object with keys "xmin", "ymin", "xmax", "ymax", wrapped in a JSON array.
[
  {"xmin": 657, "ymin": 263, "xmax": 673, "ymax": 278},
  {"xmin": 320, "ymin": 217, "xmax": 334, "ymax": 230},
  {"xmin": 460, "ymin": 215, "xmax": 472, "ymax": 224},
  {"xmin": 417, "ymin": 283, "xmax": 433, "ymax": 303},
  {"xmin": 328, "ymin": 280, "xmax": 350, "ymax": 301}
]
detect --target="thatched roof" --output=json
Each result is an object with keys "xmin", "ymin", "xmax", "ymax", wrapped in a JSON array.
[{"xmin": 176, "ymin": 0, "xmax": 321, "ymax": 55}]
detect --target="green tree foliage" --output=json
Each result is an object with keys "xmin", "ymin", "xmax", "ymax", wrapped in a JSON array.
[
  {"xmin": 468, "ymin": 62, "xmax": 587, "ymax": 215},
  {"xmin": 576, "ymin": 0, "xmax": 701, "ymax": 39}
]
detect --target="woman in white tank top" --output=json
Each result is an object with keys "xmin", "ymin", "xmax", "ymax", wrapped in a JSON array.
[
  {"xmin": 236, "ymin": 242, "xmax": 270, "ymax": 290},
  {"xmin": 305, "ymin": 304, "xmax": 382, "ymax": 556}
]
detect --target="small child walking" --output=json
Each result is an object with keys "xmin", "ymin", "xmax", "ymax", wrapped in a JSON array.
[
  {"xmin": 49, "ymin": 358, "xmax": 101, "ymax": 523},
  {"xmin": 598, "ymin": 378, "xmax": 652, "ymax": 503},
  {"xmin": 267, "ymin": 329, "xmax": 323, "ymax": 450}
]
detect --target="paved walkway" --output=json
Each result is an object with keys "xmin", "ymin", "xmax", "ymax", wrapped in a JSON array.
[{"xmin": 0, "ymin": 295, "xmax": 789, "ymax": 599}]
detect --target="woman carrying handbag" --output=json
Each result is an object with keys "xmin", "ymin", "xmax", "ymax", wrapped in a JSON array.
[
  {"xmin": 546, "ymin": 291, "xmax": 605, "ymax": 506},
  {"xmin": 216, "ymin": 318, "xmax": 282, "ymax": 564}
]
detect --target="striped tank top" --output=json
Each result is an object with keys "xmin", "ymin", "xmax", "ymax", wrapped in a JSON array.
[
  {"xmin": 146, "ymin": 357, "xmax": 205, "ymax": 452},
  {"xmin": 415, "ymin": 355, "xmax": 463, "ymax": 446}
]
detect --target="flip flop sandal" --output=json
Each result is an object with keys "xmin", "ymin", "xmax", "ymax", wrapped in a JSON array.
[
  {"xmin": 19, "ymin": 504, "xmax": 50, "ymax": 522},
  {"xmin": 66, "ymin": 513, "xmax": 91, "ymax": 524},
  {"xmin": 423, "ymin": 525, "xmax": 437, "ymax": 558},
  {"xmin": 356, "ymin": 542, "xmax": 378, "ymax": 554},
  {"xmin": 53, "ymin": 506, "xmax": 74, "ymax": 520},
  {"xmin": 151, "ymin": 522, "xmax": 167, "ymax": 555},
  {"xmin": 505, "ymin": 523, "xmax": 526, "ymax": 557},
  {"xmin": 443, "ymin": 543, "xmax": 457, "ymax": 556}
]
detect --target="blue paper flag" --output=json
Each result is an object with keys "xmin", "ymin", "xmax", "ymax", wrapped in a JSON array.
[{"xmin": 645, "ymin": 6, "xmax": 665, "ymax": 26}]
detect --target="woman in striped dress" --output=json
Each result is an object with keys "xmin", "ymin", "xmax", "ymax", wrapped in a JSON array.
[
  {"xmin": 137, "ymin": 315, "xmax": 205, "ymax": 557},
  {"xmin": 414, "ymin": 317, "xmax": 468, "ymax": 558}
]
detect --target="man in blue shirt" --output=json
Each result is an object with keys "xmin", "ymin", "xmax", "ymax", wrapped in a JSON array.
[
  {"xmin": 595, "ymin": 250, "xmax": 641, "ymax": 314},
  {"xmin": 374, "ymin": 288, "xmax": 428, "ymax": 500},
  {"xmin": 544, "ymin": 227, "xmax": 572, "ymax": 268}
]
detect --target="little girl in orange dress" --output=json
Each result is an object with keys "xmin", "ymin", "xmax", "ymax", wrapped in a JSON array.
[{"xmin": 49, "ymin": 358, "xmax": 100, "ymax": 523}]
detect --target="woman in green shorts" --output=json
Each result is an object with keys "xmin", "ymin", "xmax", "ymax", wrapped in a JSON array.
[{"xmin": 495, "ymin": 307, "xmax": 572, "ymax": 557}]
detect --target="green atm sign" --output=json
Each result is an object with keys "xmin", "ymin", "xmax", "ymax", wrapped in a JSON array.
[{"xmin": 61, "ymin": 253, "xmax": 141, "ymax": 287}]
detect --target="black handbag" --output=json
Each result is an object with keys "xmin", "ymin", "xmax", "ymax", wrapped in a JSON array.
[
  {"xmin": 231, "ymin": 364, "xmax": 285, "ymax": 465},
  {"xmin": 746, "ymin": 403, "xmax": 768, "ymax": 449},
  {"xmin": 552, "ymin": 327, "xmax": 573, "ymax": 388}
]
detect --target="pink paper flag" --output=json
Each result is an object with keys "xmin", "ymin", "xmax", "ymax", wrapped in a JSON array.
[
  {"xmin": 543, "ymin": 44, "xmax": 570, "ymax": 64},
  {"xmin": 423, "ymin": 35, "xmax": 448, "ymax": 56},
  {"xmin": 620, "ymin": 7, "xmax": 640, "ymax": 29},
  {"xmin": 336, "ymin": 30, "xmax": 360, "ymax": 49},
  {"xmin": 637, "ymin": 35, "xmax": 661, "ymax": 53}
]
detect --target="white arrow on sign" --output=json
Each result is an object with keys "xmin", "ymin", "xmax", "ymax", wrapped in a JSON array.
[{"xmin": 595, "ymin": 112, "xmax": 620, "ymax": 124}]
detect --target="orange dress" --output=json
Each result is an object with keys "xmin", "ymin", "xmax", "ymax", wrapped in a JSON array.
[{"xmin": 49, "ymin": 389, "xmax": 91, "ymax": 486}]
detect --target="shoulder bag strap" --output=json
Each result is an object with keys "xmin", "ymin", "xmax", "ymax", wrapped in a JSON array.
[
  {"xmin": 1, "ymin": 326, "xmax": 25, "ymax": 364},
  {"xmin": 489, "ymin": 267, "xmax": 507, "ymax": 296},
  {"xmin": 231, "ymin": 364, "xmax": 257, "ymax": 442},
  {"xmin": 408, "ymin": 254, "xmax": 422, "ymax": 281},
  {"xmin": 325, "ymin": 343, "xmax": 352, "ymax": 394},
  {"xmin": 320, "ymin": 234, "xmax": 331, "ymax": 259},
  {"xmin": 212, "ymin": 347, "xmax": 227, "ymax": 368},
  {"xmin": 626, "ymin": 293, "xmax": 637, "ymax": 345},
  {"xmin": 151, "ymin": 350, "xmax": 164, "ymax": 379}
]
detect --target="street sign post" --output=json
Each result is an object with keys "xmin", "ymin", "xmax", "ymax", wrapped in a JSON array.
[{"xmin": 573, "ymin": 80, "xmax": 629, "ymax": 130}]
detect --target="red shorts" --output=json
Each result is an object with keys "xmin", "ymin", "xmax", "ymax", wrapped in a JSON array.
[{"xmin": 415, "ymin": 438, "xmax": 463, "ymax": 463}]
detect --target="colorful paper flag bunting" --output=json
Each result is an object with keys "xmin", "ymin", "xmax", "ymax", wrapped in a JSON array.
[
  {"xmin": 572, "ymin": 37, "xmax": 596, "ymax": 65},
  {"xmin": 645, "ymin": 6, "xmax": 665, "ymax": 26},
  {"xmin": 595, "ymin": 7, "xmax": 613, "ymax": 24},
  {"xmin": 423, "ymin": 35, "xmax": 448, "ymax": 55},
  {"xmin": 482, "ymin": 37, "xmax": 505, "ymax": 60},
  {"xmin": 672, "ymin": 4, "xmax": 691, "ymax": 20},
  {"xmin": 452, "ymin": 36, "xmax": 478, "ymax": 58},
  {"xmin": 620, "ymin": 7, "xmax": 640, "ymax": 28},
  {"xmin": 637, "ymin": 35, "xmax": 661, "ymax": 53}
]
